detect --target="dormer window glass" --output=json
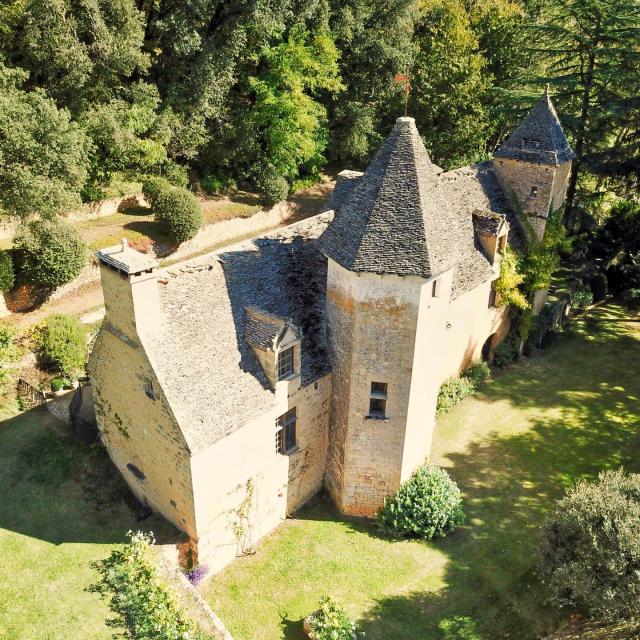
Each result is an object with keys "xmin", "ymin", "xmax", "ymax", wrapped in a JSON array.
[{"xmin": 277, "ymin": 346, "xmax": 295, "ymax": 380}]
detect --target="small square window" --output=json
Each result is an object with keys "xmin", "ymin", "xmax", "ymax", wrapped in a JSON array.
[
  {"xmin": 530, "ymin": 186, "xmax": 538, "ymax": 197},
  {"xmin": 371, "ymin": 381, "xmax": 387, "ymax": 396},
  {"xmin": 277, "ymin": 346, "xmax": 294, "ymax": 380},
  {"xmin": 276, "ymin": 408, "xmax": 297, "ymax": 454}
]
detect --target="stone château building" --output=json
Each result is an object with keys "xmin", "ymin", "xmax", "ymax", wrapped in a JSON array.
[{"xmin": 88, "ymin": 90, "xmax": 574, "ymax": 572}]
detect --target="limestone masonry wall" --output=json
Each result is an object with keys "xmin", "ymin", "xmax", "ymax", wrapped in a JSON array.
[{"xmin": 192, "ymin": 373, "xmax": 331, "ymax": 573}]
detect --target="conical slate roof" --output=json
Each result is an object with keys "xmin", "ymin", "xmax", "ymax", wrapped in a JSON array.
[
  {"xmin": 494, "ymin": 88, "xmax": 575, "ymax": 166},
  {"xmin": 319, "ymin": 117, "xmax": 467, "ymax": 279}
]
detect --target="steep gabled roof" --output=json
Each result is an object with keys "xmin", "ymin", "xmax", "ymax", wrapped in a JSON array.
[
  {"xmin": 494, "ymin": 88, "xmax": 575, "ymax": 166},
  {"xmin": 244, "ymin": 307, "xmax": 299, "ymax": 350},
  {"xmin": 319, "ymin": 117, "xmax": 466, "ymax": 279}
]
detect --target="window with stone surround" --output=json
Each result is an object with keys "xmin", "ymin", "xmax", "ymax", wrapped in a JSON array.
[
  {"xmin": 368, "ymin": 382, "xmax": 388, "ymax": 418},
  {"xmin": 276, "ymin": 407, "xmax": 297, "ymax": 454},
  {"xmin": 277, "ymin": 346, "xmax": 295, "ymax": 380},
  {"xmin": 530, "ymin": 186, "xmax": 538, "ymax": 197}
]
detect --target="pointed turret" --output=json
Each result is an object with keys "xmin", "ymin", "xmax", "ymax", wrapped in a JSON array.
[
  {"xmin": 493, "ymin": 88, "xmax": 575, "ymax": 240},
  {"xmin": 320, "ymin": 117, "xmax": 466, "ymax": 280},
  {"xmin": 495, "ymin": 86, "xmax": 575, "ymax": 166}
]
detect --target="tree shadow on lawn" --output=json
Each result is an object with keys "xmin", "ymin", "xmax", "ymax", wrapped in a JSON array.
[
  {"xmin": 316, "ymin": 308, "xmax": 640, "ymax": 640},
  {"xmin": 0, "ymin": 406, "xmax": 180, "ymax": 546}
]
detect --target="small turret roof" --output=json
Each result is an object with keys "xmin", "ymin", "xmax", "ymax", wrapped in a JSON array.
[
  {"xmin": 319, "ymin": 117, "xmax": 466, "ymax": 279},
  {"xmin": 494, "ymin": 88, "xmax": 575, "ymax": 166}
]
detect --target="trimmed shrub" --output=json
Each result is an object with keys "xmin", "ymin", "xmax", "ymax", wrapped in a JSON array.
[
  {"xmin": 35, "ymin": 314, "xmax": 87, "ymax": 378},
  {"xmin": 14, "ymin": 218, "xmax": 86, "ymax": 289},
  {"xmin": 539, "ymin": 469, "xmax": 640, "ymax": 621},
  {"xmin": 437, "ymin": 376, "xmax": 475, "ymax": 414},
  {"xmin": 256, "ymin": 165, "xmax": 289, "ymax": 205},
  {"xmin": 90, "ymin": 531, "xmax": 209, "ymax": 640},
  {"xmin": 0, "ymin": 251, "xmax": 15, "ymax": 291},
  {"xmin": 307, "ymin": 596, "xmax": 361, "ymax": 640},
  {"xmin": 378, "ymin": 464, "xmax": 465, "ymax": 540},
  {"xmin": 142, "ymin": 176, "xmax": 172, "ymax": 208},
  {"xmin": 465, "ymin": 362, "xmax": 490, "ymax": 387},
  {"xmin": 154, "ymin": 187, "xmax": 203, "ymax": 243},
  {"xmin": 493, "ymin": 334, "xmax": 519, "ymax": 367},
  {"xmin": 572, "ymin": 287, "xmax": 594, "ymax": 309}
]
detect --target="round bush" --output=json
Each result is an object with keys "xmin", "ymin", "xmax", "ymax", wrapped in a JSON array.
[
  {"xmin": 378, "ymin": 464, "xmax": 465, "ymax": 540},
  {"xmin": 14, "ymin": 218, "xmax": 86, "ymax": 289},
  {"xmin": 154, "ymin": 187, "xmax": 203, "ymax": 244},
  {"xmin": 539, "ymin": 469, "xmax": 640, "ymax": 621},
  {"xmin": 572, "ymin": 287, "xmax": 594, "ymax": 309},
  {"xmin": 36, "ymin": 314, "xmax": 87, "ymax": 378},
  {"xmin": 142, "ymin": 176, "xmax": 172, "ymax": 208},
  {"xmin": 0, "ymin": 250, "xmax": 15, "ymax": 291}
]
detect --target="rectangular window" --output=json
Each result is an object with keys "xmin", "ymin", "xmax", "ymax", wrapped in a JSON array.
[
  {"xmin": 368, "ymin": 382, "xmax": 387, "ymax": 418},
  {"xmin": 530, "ymin": 186, "xmax": 538, "ymax": 197},
  {"xmin": 277, "ymin": 346, "xmax": 294, "ymax": 380},
  {"xmin": 488, "ymin": 289, "xmax": 497, "ymax": 308},
  {"xmin": 432, "ymin": 279, "xmax": 439, "ymax": 297},
  {"xmin": 522, "ymin": 138, "xmax": 541, "ymax": 149},
  {"xmin": 276, "ymin": 408, "xmax": 297, "ymax": 454}
]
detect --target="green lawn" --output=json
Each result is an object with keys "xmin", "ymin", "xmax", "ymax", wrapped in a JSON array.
[
  {"xmin": 203, "ymin": 304, "xmax": 640, "ymax": 640},
  {"xmin": 0, "ymin": 408, "xmax": 178, "ymax": 640}
]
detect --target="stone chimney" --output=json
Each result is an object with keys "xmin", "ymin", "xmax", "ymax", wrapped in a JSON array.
[{"xmin": 96, "ymin": 239, "xmax": 162, "ymax": 342}]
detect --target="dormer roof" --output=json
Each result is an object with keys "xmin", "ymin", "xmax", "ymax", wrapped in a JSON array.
[
  {"xmin": 472, "ymin": 209, "xmax": 507, "ymax": 237},
  {"xmin": 494, "ymin": 88, "xmax": 575, "ymax": 166},
  {"xmin": 319, "ymin": 117, "xmax": 466, "ymax": 279},
  {"xmin": 244, "ymin": 307, "xmax": 300, "ymax": 351}
]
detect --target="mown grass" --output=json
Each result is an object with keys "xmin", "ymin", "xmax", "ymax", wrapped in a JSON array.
[
  {"xmin": 204, "ymin": 304, "xmax": 640, "ymax": 640},
  {"xmin": 0, "ymin": 408, "xmax": 178, "ymax": 640}
]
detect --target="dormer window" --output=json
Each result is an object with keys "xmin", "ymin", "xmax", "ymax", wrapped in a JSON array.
[{"xmin": 277, "ymin": 346, "xmax": 295, "ymax": 380}]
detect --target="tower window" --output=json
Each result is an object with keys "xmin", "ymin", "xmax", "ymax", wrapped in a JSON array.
[
  {"xmin": 275, "ymin": 408, "xmax": 297, "ymax": 454},
  {"xmin": 522, "ymin": 138, "xmax": 541, "ymax": 149},
  {"xmin": 144, "ymin": 378, "xmax": 157, "ymax": 400},
  {"xmin": 431, "ymin": 279, "xmax": 440, "ymax": 297},
  {"xmin": 489, "ymin": 289, "xmax": 497, "ymax": 308},
  {"xmin": 368, "ymin": 382, "xmax": 388, "ymax": 419},
  {"xmin": 277, "ymin": 346, "xmax": 294, "ymax": 380},
  {"xmin": 530, "ymin": 186, "xmax": 538, "ymax": 197}
]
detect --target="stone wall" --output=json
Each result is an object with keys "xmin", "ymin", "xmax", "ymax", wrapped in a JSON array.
[
  {"xmin": 493, "ymin": 157, "xmax": 571, "ymax": 240},
  {"xmin": 191, "ymin": 373, "xmax": 331, "ymax": 573},
  {"xmin": 88, "ymin": 265, "xmax": 197, "ymax": 540}
]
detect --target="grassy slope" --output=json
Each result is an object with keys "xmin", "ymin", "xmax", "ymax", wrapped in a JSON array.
[
  {"xmin": 203, "ymin": 305, "xmax": 640, "ymax": 640},
  {"xmin": 0, "ymin": 408, "xmax": 177, "ymax": 640}
]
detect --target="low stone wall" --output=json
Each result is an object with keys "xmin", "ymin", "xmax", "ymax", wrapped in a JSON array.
[{"xmin": 155, "ymin": 546, "xmax": 235, "ymax": 640}]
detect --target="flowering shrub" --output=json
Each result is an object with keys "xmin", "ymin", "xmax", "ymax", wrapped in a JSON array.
[
  {"xmin": 184, "ymin": 564, "xmax": 208, "ymax": 586},
  {"xmin": 90, "ymin": 531, "xmax": 209, "ymax": 640},
  {"xmin": 378, "ymin": 464, "xmax": 465, "ymax": 540},
  {"xmin": 307, "ymin": 596, "xmax": 362, "ymax": 640}
]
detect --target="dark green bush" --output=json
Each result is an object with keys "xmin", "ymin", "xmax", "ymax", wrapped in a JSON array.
[
  {"xmin": 256, "ymin": 165, "xmax": 289, "ymax": 205},
  {"xmin": 36, "ymin": 314, "xmax": 87, "ymax": 378},
  {"xmin": 14, "ymin": 219, "xmax": 86, "ymax": 289},
  {"xmin": 539, "ymin": 469, "xmax": 640, "ymax": 621},
  {"xmin": 161, "ymin": 163, "xmax": 189, "ymax": 188},
  {"xmin": 572, "ymin": 287, "xmax": 594, "ymax": 309},
  {"xmin": 465, "ymin": 362, "xmax": 490, "ymax": 387},
  {"xmin": 587, "ymin": 272, "xmax": 608, "ymax": 302},
  {"xmin": 0, "ymin": 251, "xmax": 15, "ymax": 291},
  {"xmin": 439, "ymin": 616, "xmax": 482, "ymax": 640},
  {"xmin": 154, "ymin": 187, "xmax": 203, "ymax": 243},
  {"xmin": 50, "ymin": 377, "xmax": 65, "ymax": 392},
  {"xmin": 142, "ymin": 176, "xmax": 172, "ymax": 208},
  {"xmin": 201, "ymin": 173, "xmax": 236, "ymax": 195},
  {"xmin": 306, "ymin": 596, "xmax": 361, "ymax": 640},
  {"xmin": 493, "ymin": 334, "xmax": 519, "ymax": 367},
  {"xmin": 378, "ymin": 464, "xmax": 465, "ymax": 540}
]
